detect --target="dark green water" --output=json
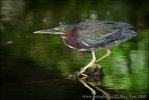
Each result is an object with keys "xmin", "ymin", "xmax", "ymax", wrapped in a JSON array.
[{"xmin": 0, "ymin": 0, "xmax": 148, "ymax": 100}]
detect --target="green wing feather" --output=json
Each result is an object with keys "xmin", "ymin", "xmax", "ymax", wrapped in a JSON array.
[{"xmin": 75, "ymin": 20, "xmax": 134, "ymax": 46}]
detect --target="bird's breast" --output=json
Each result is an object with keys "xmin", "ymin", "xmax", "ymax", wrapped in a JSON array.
[{"xmin": 61, "ymin": 29, "xmax": 89, "ymax": 51}]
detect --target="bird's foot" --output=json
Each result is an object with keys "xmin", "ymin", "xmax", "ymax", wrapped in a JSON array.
[
  {"xmin": 77, "ymin": 64, "xmax": 102, "ymax": 79},
  {"xmin": 78, "ymin": 73, "xmax": 88, "ymax": 79}
]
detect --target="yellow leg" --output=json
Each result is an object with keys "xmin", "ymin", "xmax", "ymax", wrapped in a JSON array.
[
  {"xmin": 88, "ymin": 83, "xmax": 111, "ymax": 100},
  {"xmin": 95, "ymin": 49, "xmax": 111, "ymax": 63},
  {"xmin": 79, "ymin": 50, "xmax": 96, "ymax": 75},
  {"xmin": 79, "ymin": 78, "xmax": 96, "ymax": 100}
]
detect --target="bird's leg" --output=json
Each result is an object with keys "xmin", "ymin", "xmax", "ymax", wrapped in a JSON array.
[
  {"xmin": 95, "ymin": 49, "xmax": 111, "ymax": 63},
  {"xmin": 78, "ymin": 50, "xmax": 96, "ymax": 76},
  {"xmin": 79, "ymin": 78, "xmax": 96, "ymax": 100},
  {"xmin": 88, "ymin": 83, "xmax": 111, "ymax": 100}
]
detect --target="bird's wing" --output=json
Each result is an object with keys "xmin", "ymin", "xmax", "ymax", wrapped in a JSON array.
[{"xmin": 76, "ymin": 20, "xmax": 134, "ymax": 46}]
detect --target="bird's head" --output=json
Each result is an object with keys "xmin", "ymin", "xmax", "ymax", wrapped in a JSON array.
[{"xmin": 33, "ymin": 25, "xmax": 73, "ymax": 34}]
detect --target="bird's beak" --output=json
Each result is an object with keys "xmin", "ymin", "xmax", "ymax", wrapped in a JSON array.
[{"xmin": 33, "ymin": 28, "xmax": 63, "ymax": 34}]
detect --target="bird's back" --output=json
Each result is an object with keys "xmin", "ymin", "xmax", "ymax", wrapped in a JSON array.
[
  {"xmin": 72, "ymin": 20, "xmax": 137, "ymax": 50},
  {"xmin": 75, "ymin": 20, "xmax": 133, "ymax": 39}
]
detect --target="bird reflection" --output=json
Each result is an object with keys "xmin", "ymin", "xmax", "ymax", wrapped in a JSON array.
[{"xmin": 70, "ymin": 64, "xmax": 111, "ymax": 100}]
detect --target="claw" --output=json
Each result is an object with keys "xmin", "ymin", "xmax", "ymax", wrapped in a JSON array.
[{"xmin": 78, "ymin": 73, "xmax": 88, "ymax": 79}]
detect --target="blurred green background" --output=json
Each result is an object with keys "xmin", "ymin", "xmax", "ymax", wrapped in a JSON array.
[{"xmin": 0, "ymin": 0, "xmax": 148, "ymax": 100}]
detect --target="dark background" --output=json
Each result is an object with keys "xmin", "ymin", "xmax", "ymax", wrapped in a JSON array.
[{"xmin": 0, "ymin": 0, "xmax": 148, "ymax": 100}]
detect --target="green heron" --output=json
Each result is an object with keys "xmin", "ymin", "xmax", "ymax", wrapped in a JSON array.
[{"xmin": 34, "ymin": 20, "xmax": 137, "ymax": 76}]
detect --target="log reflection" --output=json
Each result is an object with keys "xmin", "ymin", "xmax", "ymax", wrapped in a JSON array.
[{"xmin": 70, "ymin": 64, "xmax": 111, "ymax": 100}]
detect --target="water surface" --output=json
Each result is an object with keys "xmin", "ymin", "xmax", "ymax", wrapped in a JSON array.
[{"xmin": 1, "ymin": 0, "xmax": 148, "ymax": 100}]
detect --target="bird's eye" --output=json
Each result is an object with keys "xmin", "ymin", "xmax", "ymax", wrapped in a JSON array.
[
  {"xmin": 54, "ymin": 28, "xmax": 60, "ymax": 30},
  {"xmin": 54, "ymin": 28, "xmax": 64, "ymax": 31}
]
